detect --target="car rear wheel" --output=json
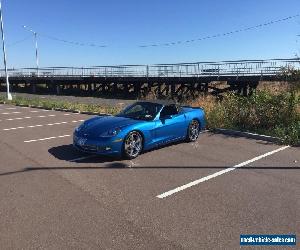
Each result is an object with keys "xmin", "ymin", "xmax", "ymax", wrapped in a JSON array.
[
  {"xmin": 187, "ymin": 119, "xmax": 200, "ymax": 142},
  {"xmin": 123, "ymin": 131, "xmax": 143, "ymax": 159}
]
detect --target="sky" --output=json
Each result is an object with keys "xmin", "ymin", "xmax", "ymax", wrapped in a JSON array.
[{"xmin": 1, "ymin": 0, "xmax": 300, "ymax": 68}]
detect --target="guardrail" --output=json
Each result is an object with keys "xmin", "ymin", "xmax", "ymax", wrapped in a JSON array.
[{"xmin": 1, "ymin": 58, "xmax": 300, "ymax": 78}]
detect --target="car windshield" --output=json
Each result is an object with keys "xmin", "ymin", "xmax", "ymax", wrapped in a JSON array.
[{"xmin": 117, "ymin": 102, "xmax": 163, "ymax": 121}]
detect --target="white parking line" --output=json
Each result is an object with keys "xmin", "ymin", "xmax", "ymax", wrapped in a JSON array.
[
  {"xmin": 5, "ymin": 116, "xmax": 32, "ymax": 121},
  {"xmin": 1, "ymin": 113, "xmax": 76, "ymax": 122},
  {"xmin": 156, "ymin": 145, "xmax": 290, "ymax": 199},
  {"xmin": 30, "ymin": 110, "xmax": 50, "ymax": 113},
  {"xmin": 1, "ymin": 111, "xmax": 21, "ymax": 115},
  {"xmin": 1, "ymin": 114, "xmax": 56, "ymax": 121},
  {"xmin": 24, "ymin": 134, "xmax": 71, "ymax": 143},
  {"xmin": 0, "ymin": 107, "xmax": 17, "ymax": 111},
  {"xmin": 3, "ymin": 119, "xmax": 84, "ymax": 131}
]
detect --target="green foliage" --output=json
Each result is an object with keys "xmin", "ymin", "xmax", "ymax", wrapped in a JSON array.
[
  {"xmin": 0, "ymin": 95, "xmax": 5, "ymax": 103},
  {"xmin": 207, "ymin": 91, "xmax": 300, "ymax": 145},
  {"xmin": 280, "ymin": 66, "xmax": 300, "ymax": 81}
]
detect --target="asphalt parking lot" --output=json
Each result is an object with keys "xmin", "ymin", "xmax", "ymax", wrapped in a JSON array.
[{"xmin": 0, "ymin": 103, "xmax": 299, "ymax": 249}]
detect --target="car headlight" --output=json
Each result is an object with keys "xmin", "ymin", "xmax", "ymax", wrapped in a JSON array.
[{"xmin": 100, "ymin": 128, "xmax": 121, "ymax": 137}]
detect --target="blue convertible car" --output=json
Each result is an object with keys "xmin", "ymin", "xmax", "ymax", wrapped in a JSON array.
[{"xmin": 73, "ymin": 100, "xmax": 206, "ymax": 159}]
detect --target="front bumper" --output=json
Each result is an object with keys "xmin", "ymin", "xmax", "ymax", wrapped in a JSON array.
[{"xmin": 73, "ymin": 133, "xmax": 123, "ymax": 156}]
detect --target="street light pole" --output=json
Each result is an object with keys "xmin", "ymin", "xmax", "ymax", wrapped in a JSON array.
[
  {"xmin": 34, "ymin": 32, "xmax": 39, "ymax": 76},
  {"xmin": 0, "ymin": 0, "xmax": 12, "ymax": 100},
  {"xmin": 23, "ymin": 25, "xmax": 39, "ymax": 76}
]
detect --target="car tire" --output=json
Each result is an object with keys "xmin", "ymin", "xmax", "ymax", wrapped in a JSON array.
[
  {"xmin": 123, "ymin": 131, "xmax": 143, "ymax": 159},
  {"xmin": 186, "ymin": 119, "xmax": 200, "ymax": 142}
]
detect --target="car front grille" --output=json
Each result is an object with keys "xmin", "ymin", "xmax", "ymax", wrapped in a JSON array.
[
  {"xmin": 76, "ymin": 144, "xmax": 97, "ymax": 152},
  {"xmin": 76, "ymin": 144, "xmax": 107, "ymax": 153}
]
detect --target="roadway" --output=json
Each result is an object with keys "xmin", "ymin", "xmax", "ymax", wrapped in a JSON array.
[{"xmin": 0, "ymin": 104, "xmax": 299, "ymax": 249}]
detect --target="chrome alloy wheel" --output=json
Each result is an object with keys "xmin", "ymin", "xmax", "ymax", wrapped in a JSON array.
[
  {"xmin": 124, "ymin": 131, "xmax": 143, "ymax": 159},
  {"xmin": 188, "ymin": 120, "xmax": 200, "ymax": 142}
]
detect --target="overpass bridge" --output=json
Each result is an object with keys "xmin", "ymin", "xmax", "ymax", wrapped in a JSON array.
[{"xmin": 1, "ymin": 58, "xmax": 299, "ymax": 98}]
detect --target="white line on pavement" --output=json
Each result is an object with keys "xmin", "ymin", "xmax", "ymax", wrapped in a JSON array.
[
  {"xmin": 2, "ymin": 114, "xmax": 56, "ymax": 121},
  {"xmin": 30, "ymin": 110, "xmax": 50, "ymax": 113},
  {"xmin": 0, "ymin": 107, "xmax": 17, "ymax": 111},
  {"xmin": 156, "ymin": 145, "xmax": 290, "ymax": 199},
  {"xmin": 24, "ymin": 134, "xmax": 71, "ymax": 143},
  {"xmin": 1, "ymin": 111, "xmax": 21, "ymax": 115},
  {"xmin": 6, "ymin": 116, "xmax": 32, "ymax": 121},
  {"xmin": 3, "ymin": 119, "xmax": 84, "ymax": 131}
]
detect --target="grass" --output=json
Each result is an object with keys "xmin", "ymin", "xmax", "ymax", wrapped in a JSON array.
[
  {"xmin": 0, "ymin": 95, "xmax": 122, "ymax": 115},
  {"xmin": 189, "ymin": 90, "xmax": 300, "ymax": 145}
]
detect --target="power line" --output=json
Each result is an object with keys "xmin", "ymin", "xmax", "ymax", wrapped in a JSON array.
[
  {"xmin": 139, "ymin": 14, "xmax": 300, "ymax": 48},
  {"xmin": 14, "ymin": 14, "xmax": 300, "ymax": 50},
  {"xmin": 39, "ymin": 33, "xmax": 107, "ymax": 48},
  {"xmin": 7, "ymin": 34, "xmax": 32, "ymax": 47},
  {"xmin": 7, "ymin": 32, "xmax": 107, "ymax": 48}
]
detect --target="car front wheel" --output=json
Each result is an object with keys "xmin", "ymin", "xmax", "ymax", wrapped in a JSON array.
[{"xmin": 123, "ymin": 131, "xmax": 143, "ymax": 159}]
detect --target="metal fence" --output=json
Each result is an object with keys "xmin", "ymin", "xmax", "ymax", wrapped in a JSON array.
[{"xmin": 1, "ymin": 58, "xmax": 300, "ymax": 78}]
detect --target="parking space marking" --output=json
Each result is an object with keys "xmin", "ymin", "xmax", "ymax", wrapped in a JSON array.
[
  {"xmin": 0, "ymin": 113, "xmax": 76, "ymax": 122},
  {"xmin": 0, "ymin": 107, "xmax": 17, "ymax": 111},
  {"xmin": 30, "ymin": 110, "xmax": 50, "ymax": 113},
  {"xmin": 5, "ymin": 116, "xmax": 32, "ymax": 121},
  {"xmin": 24, "ymin": 134, "xmax": 71, "ymax": 143},
  {"xmin": 156, "ymin": 145, "xmax": 290, "ymax": 199},
  {"xmin": 1, "ymin": 114, "xmax": 56, "ymax": 121},
  {"xmin": 1, "ymin": 111, "xmax": 21, "ymax": 115},
  {"xmin": 3, "ymin": 119, "xmax": 84, "ymax": 131}
]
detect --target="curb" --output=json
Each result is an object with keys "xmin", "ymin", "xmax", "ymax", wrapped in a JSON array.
[
  {"xmin": 15, "ymin": 104, "xmax": 30, "ymax": 107},
  {"xmin": 81, "ymin": 111, "xmax": 102, "ymax": 115},
  {"xmin": 213, "ymin": 128, "xmax": 282, "ymax": 144}
]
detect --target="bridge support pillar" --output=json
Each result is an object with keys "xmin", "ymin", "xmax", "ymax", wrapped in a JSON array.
[
  {"xmin": 88, "ymin": 83, "xmax": 92, "ymax": 92},
  {"xmin": 171, "ymin": 83, "xmax": 176, "ymax": 99},
  {"xmin": 56, "ymin": 85, "xmax": 61, "ymax": 95},
  {"xmin": 157, "ymin": 83, "xmax": 161, "ymax": 97},
  {"xmin": 204, "ymin": 82, "xmax": 209, "ymax": 93},
  {"xmin": 31, "ymin": 83, "xmax": 36, "ymax": 94},
  {"xmin": 242, "ymin": 84, "xmax": 248, "ymax": 96},
  {"xmin": 134, "ymin": 84, "xmax": 140, "ymax": 96}
]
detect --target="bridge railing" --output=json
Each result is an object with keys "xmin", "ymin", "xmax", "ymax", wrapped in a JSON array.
[{"xmin": 2, "ymin": 58, "xmax": 300, "ymax": 78}]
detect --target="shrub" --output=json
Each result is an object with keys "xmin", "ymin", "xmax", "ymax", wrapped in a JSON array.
[{"xmin": 190, "ymin": 90, "xmax": 300, "ymax": 145}]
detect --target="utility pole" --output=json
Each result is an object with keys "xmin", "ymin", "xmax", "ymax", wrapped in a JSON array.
[
  {"xmin": 0, "ymin": 0, "xmax": 12, "ymax": 100},
  {"xmin": 23, "ymin": 25, "xmax": 39, "ymax": 76},
  {"xmin": 297, "ymin": 35, "xmax": 300, "ymax": 58}
]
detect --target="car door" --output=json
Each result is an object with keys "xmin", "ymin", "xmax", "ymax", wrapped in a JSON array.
[{"xmin": 154, "ymin": 105, "xmax": 186, "ymax": 145}]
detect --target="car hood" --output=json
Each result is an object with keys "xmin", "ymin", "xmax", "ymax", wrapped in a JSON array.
[{"xmin": 77, "ymin": 115, "xmax": 142, "ymax": 137}]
